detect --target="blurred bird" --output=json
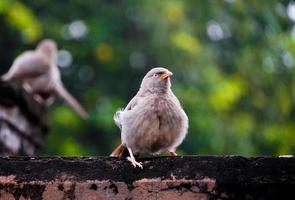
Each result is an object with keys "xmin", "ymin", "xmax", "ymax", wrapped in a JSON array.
[
  {"xmin": 1, "ymin": 39, "xmax": 88, "ymax": 119},
  {"xmin": 111, "ymin": 67, "xmax": 188, "ymax": 168}
]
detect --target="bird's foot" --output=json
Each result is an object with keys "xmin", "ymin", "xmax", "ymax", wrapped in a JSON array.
[{"xmin": 127, "ymin": 156, "xmax": 143, "ymax": 169}]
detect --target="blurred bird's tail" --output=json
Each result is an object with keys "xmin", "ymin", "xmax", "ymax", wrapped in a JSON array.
[
  {"xmin": 55, "ymin": 82, "xmax": 89, "ymax": 119},
  {"xmin": 1, "ymin": 73, "xmax": 10, "ymax": 81},
  {"xmin": 110, "ymin": 143, "xmax": 126, "ymax": 157}
]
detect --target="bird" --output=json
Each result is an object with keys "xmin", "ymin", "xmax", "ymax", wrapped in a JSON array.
[
  {"xmin": 1, "ymin": 39, "xmax": 88, "ymax": 119},
  {"xmin": 111, "ymin": 67, "xmax": 188, "ymax": 168}
]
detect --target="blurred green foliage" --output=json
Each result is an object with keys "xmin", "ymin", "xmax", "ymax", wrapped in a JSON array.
[{"xmin": 1, "ymin": 0, "xmax": 295, "ymax": 156}]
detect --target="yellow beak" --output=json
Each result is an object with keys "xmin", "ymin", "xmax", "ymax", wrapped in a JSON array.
[{"xmin": 160, "ymin": 71, "xmax": 173, "ymax": 80}]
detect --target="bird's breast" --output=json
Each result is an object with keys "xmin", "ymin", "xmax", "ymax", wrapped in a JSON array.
[{"xmin": 123, "ymin": 95, "xmax": 187, "ymax": 154}]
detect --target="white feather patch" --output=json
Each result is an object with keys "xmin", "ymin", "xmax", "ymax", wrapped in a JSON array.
[{"xmin": 113, "ymin": 108, "xmax": 124, "ymax": 129}]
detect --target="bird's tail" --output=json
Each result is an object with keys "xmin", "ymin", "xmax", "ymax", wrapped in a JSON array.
[
  {"xmin": 55, "ymin": 82, "xmax": 89, "ymax": 119},
  {"xmin": 110, "ymin": 143, "xmax": 126, "ymax": 157},
  {"xmin": 1, "ymin": 73, "xmax": 10, "ymax": 81}
]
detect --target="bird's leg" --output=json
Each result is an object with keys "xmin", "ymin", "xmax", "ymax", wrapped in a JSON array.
[
  {"xmin": 127, "ymin": 147, "xmax": 143, "ymax": 169},
  {"xmin": 168, "ymin": 150, "xmax": 177, "ymax": 156}
]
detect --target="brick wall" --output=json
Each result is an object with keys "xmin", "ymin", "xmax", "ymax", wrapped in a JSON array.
[{"xmin": 0, "ymin": 156, "xmax": 294, "ymax": 200}]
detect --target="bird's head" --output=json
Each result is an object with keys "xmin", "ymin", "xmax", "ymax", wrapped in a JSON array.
[
  {"xmin": 140, "ymin": 67, "xmax": 173, "ymax": 94},
  {"xmin": 36, "ymin": 39, "xmax": 58, "ymax": 61}
]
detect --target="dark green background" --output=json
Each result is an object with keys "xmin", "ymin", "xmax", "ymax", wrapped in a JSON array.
[{"xmin": 1, "ymin": 0, "xmax": 295, "ymax": 156}]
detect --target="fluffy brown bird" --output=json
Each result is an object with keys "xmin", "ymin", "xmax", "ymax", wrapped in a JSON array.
[
  {"xmin": 1, "ymin": 39, "xmax": 88, "ymax": 119},
  {"xmin": 111, "ymin": 67, "xmax": 188, "ymax": 168}
]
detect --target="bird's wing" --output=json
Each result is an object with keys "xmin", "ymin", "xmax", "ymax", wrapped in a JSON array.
[
  {"xmin": 2, "ymin": 51, "xmax": 50, "ymax": 81},
  {"xmin": 112, "ymin": 95, "xmax": 140, "ymax": 156},
  {"xmin": 114, "ymin": 95, "xmax": 139, "ymax": 128},
  {"xmin": 54, "ymin": 81, "xmax": 89, "ymax": 119},
  {"xmin": 125, "ymin": 96, "xmax": 138, "ymax": 111}
]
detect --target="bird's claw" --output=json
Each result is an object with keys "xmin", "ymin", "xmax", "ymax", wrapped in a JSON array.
[{"xmin": 127, "ymin": 156, "xmax": 143, "ymax": 169}]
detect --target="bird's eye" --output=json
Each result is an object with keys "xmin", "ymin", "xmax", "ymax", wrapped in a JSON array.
[{"xmin": 153, "ymin": 73, "xmax": 158, "ymax": 77}]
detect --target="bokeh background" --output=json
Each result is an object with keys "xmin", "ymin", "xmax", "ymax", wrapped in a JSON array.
[{"xmin": 0, "ymin": 0, "xmax": 295, "ymax": 156}]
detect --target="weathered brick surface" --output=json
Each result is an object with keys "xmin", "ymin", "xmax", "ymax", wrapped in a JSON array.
[
  {"xmin": 0, "ymin": 179, "xmax": 216, "ymax": 200},
  {"xmin": 0, "ymin": 156, "xmax": 294, "ymax": 199}
]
